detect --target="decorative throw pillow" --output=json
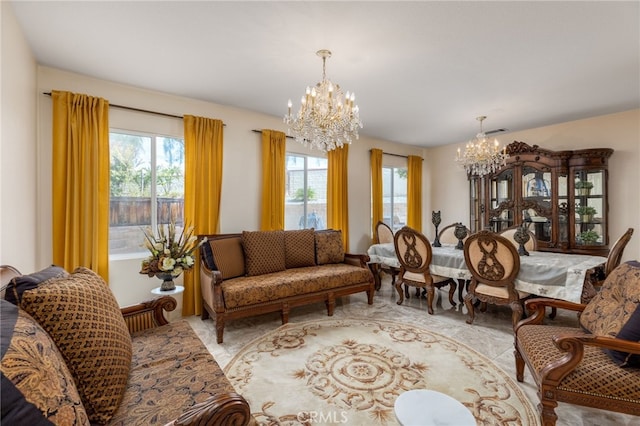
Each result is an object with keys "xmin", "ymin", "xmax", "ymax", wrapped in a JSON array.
[
  {"xmin": 209, "ymin": 236, "xmax": 246, "ymax": 279},
  {"xmin": 1, "ymin": 300, "xmax": 90, "ymax": 425},
  {"xmin": 604, "ymin": 304, "xmax": 640, "ymax": 368},
  {"xmin": 3, "ymin": 265, "xmax": 68, "ymax": 305},
  {"xmin": 16, "ymin": 267, "xmax": 132, "ymax": 424},
  {"xmin": 284, "ymin": 229, "xmax": 316, "ymax": 268},
  {"xmin": 580, "ymin": 261, "xmax": 640, "ymax": 336},
  {"xmin": 315, "ymin": 229, "xmax": 345, "ymax": 265},
  {"xmin": 200, "ymin": 239, "xmax": 216, "ymax": 270},
  {"xmin": 242, "ymin": 230, "xmax": 286, "ymax": 276}
]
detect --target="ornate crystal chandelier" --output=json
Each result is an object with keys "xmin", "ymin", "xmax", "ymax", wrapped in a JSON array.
[
  {"xmin": 284, "ymin": 49, "xmax": 362, "ymax": 152},
  {"xmin": 455, "ymin": 116, "xmax": 508, "ymax": 177}
]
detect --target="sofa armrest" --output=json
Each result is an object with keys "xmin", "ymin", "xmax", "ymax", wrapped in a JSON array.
[
  {"xmin": 200, "ymin": 261, "xmax": 226, "ymax": 313},
  {"xmin": 344, "ymin": 252, "xmax": 371, "ymax": 268},
  {"xmin": 120, "ymin": 296, "xmax": 177, "ymax": 334},
  {"xmin": 515, "ymin": 298, "xmax": 586, "ymax": 331},
  {"xmin": 541, "ymin": 333, "xmax": 640, "ymax": 385},
  {"xmin": 172, "ymin": 392, "xmax": 252, "ymax": 426}
]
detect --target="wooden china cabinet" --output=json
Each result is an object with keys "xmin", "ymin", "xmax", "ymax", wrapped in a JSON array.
[{"xmin": 469, "ymin": 141, "xmax": 613, "ymax": 256}]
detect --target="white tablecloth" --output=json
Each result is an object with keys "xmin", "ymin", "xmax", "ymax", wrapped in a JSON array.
[{"xmin": 368, "ymin": 243, "xmax": 607, "ymax": 303}]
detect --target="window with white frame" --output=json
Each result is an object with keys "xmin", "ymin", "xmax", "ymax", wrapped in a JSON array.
[
  {"xmin": 109, "ymin": 131, "xmax": 185, "ymax": 255},
  {"xmin": 382, "ymin": 166, "xmax": 408, "ymax": 232},
  {"xmin": 285, "ymin": 154, "xmax": 327, "ymax": 230}
]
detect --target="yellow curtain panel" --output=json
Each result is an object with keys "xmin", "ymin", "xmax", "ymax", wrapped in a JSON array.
[
  {"xmin": 260, "ymin": 130, "xmax": 286, "ymax": 230},
  {"xmin": 370, "ymin": 149, "xmax": 383, "ymax": 240},
  {"xmin": 407, "ymin": 155, "xmax": 423, "ymax": 230},
  {"xmin": 327, "ymin": 144, "xmax": 350, "ymax": 252},
  {"xmin": 52, "ymin": 90, "xmax": 110, "ymax": 281},
  {"xmin": 183, "ymin": 115, "xmax": 224, "ymax": 317}
]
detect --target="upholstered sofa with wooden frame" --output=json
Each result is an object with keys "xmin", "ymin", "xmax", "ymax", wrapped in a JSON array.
[
  {"xmin": 199, "ymin": 229, "xmax": 375, "ymax": 343},
  {"xmin": 514, "ymin": 260, "xmax": 640, "ymax": 425},
  {"xmin": 1, "ymin": 265, "xmax": 252, "ymax": 426}
]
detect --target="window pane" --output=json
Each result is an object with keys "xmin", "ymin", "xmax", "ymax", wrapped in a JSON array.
[
  {"xmin": 393, "ymin": 168, "xmax": 407, "ymax": 231},
  {"xmin": 382, "ymin": 168, "xmax": 392, "ymax": 227},
  {"xmin": 109, "ymin": 132, "xmax": 184, "ymax": 256},
  {"xmin": 285, "ymin": 154, "xmax": 327, "ymax": 230},
  {"xmin": 381, "ymin": 166, "xmax": 407, "ymax": 232},
  {"xmin": 156, "ymin": 137, "xmax": 185, "ymax": 227}
]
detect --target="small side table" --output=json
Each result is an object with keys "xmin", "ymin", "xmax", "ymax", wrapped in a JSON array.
[
  {"xmin": 151, "ymin": 285, "xmax": 185, "ymax": 296},
  {"xmin": 394, "ymin": 389, "xmax": 475, "ymax": 426}
]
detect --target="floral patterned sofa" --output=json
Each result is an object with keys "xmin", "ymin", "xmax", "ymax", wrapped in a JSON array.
[
  {"xmin": 199, "ymin": 229, "xmax": 375, "ymax": 343},
  {"xmin": 1, "ymin": 265, "xmax": 252, "ymax": 425}
]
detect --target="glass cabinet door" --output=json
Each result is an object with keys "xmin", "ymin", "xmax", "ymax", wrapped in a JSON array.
[
  {"xmin": 521, "ymin": 166, "xmax": 552, "ymax": 242},
  {"xmin": 574, "ymin": 170, "xmax": 606, "ymax": 247},
  {"xmin": 469, "ymin": 177, "xmax": 481, "ymax": 233},
  {"xmin": 558, "ymin": 174, "xmax": 569, "ymax": 243},
  {"xmin": 489, "ymin": 169, "xmax": 514, "ymax": 232}
]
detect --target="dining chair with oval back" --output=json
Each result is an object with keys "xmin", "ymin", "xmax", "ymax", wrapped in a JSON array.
[
  {"xmin": 463, "ymin": 230, "xmax": 530, "ymax": 329},
  {"xmin": 393, "ymin": 226, "xmax": 457, "ymax": 315},
  {"xmin": 373, "ymin": 221, "xmax": 399, "ymax": 290},
  {"xmin": 598, "ymin": 228, "xmax": 634, "ymax": 286},
  {"xmin": 500, "ymin": 224, "xmax": 538, "ymax": 255}
]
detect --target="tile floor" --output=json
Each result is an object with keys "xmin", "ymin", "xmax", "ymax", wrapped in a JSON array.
[{"xmin": 186, "ymin": 275, "xmax": 638, "ymax": 426}]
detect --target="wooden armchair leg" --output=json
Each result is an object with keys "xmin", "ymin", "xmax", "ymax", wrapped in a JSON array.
[
  {"xmin": 539, "ymin": 397, "xmax": 559, "ymax": 426},
  {"xmin": 510, "ymin": 302, "xmax": 524, "ymax": 329},
  {"xmin": 514, "ymin": 348, "xmax": 525, "ymax": 382}
]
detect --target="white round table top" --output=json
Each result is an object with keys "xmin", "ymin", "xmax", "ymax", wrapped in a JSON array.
[
  {"xmin": 394, "ymin": 389, "xmax": 475, "ymax": 426},
  {"xmin": 151, "ymin": 285, "xmax": 184, "ymax": 295}
]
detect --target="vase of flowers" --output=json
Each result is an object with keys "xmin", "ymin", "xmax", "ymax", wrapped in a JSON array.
[{"xmin": 140, "ymin": 221, "xmax": 207, "ymax": 291}]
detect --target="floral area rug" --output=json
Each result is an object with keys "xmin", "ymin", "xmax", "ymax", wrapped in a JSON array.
[{"xmin": 224, "ymin": 318, "xmax": 539, "ymax": 425}]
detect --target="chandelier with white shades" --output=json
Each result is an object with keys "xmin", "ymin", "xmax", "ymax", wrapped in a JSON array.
[
  {"xmin": 284, "ymin": 49, "xmax": 362, "ymax": 152},
  {"xmin": 456, "ymin": 116, "xmax": 509, "ymax": 177}
]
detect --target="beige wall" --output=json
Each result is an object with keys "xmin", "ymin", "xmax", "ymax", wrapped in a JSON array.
[
  {"xmin": 34, "ymin": 67, "xmax": 423, "ymax": 307},
  {"xmin": 427, "ymin": 109, "xmax": 640, "ymax": 262},
  {"xmin": 3, "ymin": 5, "xmax": 638, "ymax": 308},
  {"xmin": 1, "ymin": 2, "xmax": 38, "ymax": 272}
]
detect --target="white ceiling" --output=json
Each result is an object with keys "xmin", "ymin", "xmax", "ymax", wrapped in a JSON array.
[{"xmin": 10, "ymin": 1, "xmax": 640, "ymax": 147}]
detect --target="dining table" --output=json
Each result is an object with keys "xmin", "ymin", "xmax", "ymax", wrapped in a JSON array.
[{"xmin": 367, "ymin": 243, "xmax": 607, "ymax": 304}]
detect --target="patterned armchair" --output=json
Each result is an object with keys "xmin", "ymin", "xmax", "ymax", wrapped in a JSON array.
[{"xmin": 514, "ymin": 261, "xmax": 640, "ymax": 425}]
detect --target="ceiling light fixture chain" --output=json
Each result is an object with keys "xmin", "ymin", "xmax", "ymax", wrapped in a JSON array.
[
  {"xmin": 455, "ymin": 115, "xmax": 509, "ymax": 177},
  {"xmin": 284, "ymin": 49, "xmax": 363, "ymax": 152}
]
